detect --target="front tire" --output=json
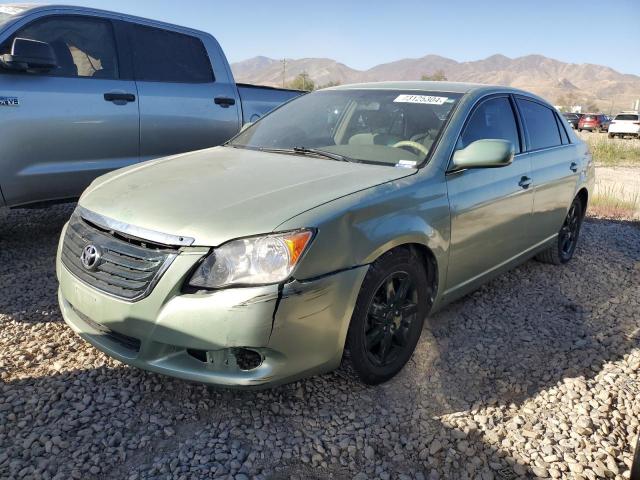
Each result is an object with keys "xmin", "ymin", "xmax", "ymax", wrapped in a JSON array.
[
  {"xmin": 536, "ymin": 197, "xmax": 583, "ymax": 265},
  {"xmin": 346, "ymin": 247, "xmax": 430, "ymax": 385}
]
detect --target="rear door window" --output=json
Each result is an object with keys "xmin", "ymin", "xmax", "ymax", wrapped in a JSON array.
[
  {"xmin": 458, "ymin": 96, "xmax": 521, "ymax": 153},
  {"xmin": 3, "ymin": 15, "xmax": 119, "ymax": 79},
  {"xmin": 131, "ymin": 25, "xmax": 213, "ymax": 83},
  {"xmin": 516, "ymin": 98, "xmax": 562, "ymax": 151}
]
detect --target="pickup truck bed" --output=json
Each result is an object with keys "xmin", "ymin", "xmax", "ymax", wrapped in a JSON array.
[{"xmin": 237, "ymin": 84, "xmax": 302, "ymax": 124}]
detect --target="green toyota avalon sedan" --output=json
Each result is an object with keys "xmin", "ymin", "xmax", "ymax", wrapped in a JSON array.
[{"xmin": 56, "ymin": 81, "xmax": 594, "ymax": 387}]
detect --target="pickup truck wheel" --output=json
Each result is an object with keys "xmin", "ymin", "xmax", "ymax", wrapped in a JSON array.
[
  {"xmin": 346, "ymin": 247, "xmax": 428, "ymax": 385},
  {"xmin": 536, "ymin": 197, "xmax": 583, "ymax": 265}
]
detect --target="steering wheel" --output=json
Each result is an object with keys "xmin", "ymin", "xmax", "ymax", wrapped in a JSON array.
[{"xmin": 392, "ymin": 140, "xmax": 429, "ymax": 157}]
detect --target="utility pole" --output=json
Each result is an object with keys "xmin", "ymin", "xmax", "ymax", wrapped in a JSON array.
[
  {"xmin": 281, "ymin": 59, "xmax": 286, "ymax": 88},
  {"xmin": 609, "ymin": 95, "xmax": 615, "ymax": 115}
]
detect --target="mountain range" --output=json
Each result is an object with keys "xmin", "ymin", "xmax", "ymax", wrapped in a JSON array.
[{"xmin": 231, "ymin": 54, "xmax": 640, "ymax": 112}]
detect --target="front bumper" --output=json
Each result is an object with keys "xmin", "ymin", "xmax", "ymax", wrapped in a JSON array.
[{"xmin": 56, "ymin": 224, "xmax": 368, "ymax": 388}]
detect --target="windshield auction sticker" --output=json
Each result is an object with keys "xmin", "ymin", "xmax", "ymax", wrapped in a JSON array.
[{"xmin": 393, "ymin": 95, "xmax": 448, "ymax": 105}]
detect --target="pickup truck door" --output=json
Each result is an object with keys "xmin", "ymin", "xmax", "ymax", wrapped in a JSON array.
[
  {"xmin": 444, "ymin": 95, "xmax": 534, "ymax": 300},
  {"xmin": 126, "ymin": 23, "xmax": 241, "ymax": 161},
  {"xmin": 0, "ymin": 15, "xmax": 139, "ymax": 207},
  {"xmin": 514, "ymin": 97, "xmax": 581, "ymax": 243}
]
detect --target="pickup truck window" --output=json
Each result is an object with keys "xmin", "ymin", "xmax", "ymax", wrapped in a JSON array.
[
  {"xmin": 132, "ymin": 25, "xmax": 213, "ymax": 83},
  {"xmin": 230, "ymin": 89, "xmax": 462, "ymax": 167},
  {"xmin": 458, "ymin": 96, "xmax": 521, "ymax": 153},
  {"xmin": 3, "ymin": 16, "xmax": 119, "ymax": 79}
]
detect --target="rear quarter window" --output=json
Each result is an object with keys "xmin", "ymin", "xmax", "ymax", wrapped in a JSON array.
[
  {"xmin": 554, "ymin": 113, "xmax": 570, "ymax": 144},
  {"xmin": 131, "ymin": 25, "xmax": 213, "ymax": 83},
  {"xmin": 516, "ymin": 98, "xmax": 562, "ymax": 151}
]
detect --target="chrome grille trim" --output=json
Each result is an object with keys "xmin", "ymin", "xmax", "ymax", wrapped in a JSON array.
[
  {"xmin": 76, "ymin": 206, "xmax": 195, "ymax": 247},
  {"xmin": 61, "ymin": 214, "xmax": 177, "ymax": 301}
]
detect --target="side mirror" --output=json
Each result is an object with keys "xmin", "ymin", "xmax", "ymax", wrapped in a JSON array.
[
  {"xmin": 1, "ymin": 37, "xmax": 58, "ymax": 71},
  {"xmin": 451, "ymin": 139, "xmax": 514, "ymax": 171}
]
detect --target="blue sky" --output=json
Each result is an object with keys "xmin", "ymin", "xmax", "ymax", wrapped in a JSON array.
[{"xmin": 4, "ymin": 0, "xmax": 640, "ymax": 75}]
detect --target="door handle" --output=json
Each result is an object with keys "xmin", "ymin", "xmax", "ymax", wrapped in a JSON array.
[
  {"xmin": 518, "ymin": 176, "xmax": 532, "ymax": 189},
  {"xmin": 104, "ymin": 92, "xmax": 136, "ymax": 103},
  {"xmin": 214, "ymin": 96, "xmax": 236, "ymax": 108},
  {"xmin": 570, "ymin": 162, "xmax": 578, "ymax": 172}
]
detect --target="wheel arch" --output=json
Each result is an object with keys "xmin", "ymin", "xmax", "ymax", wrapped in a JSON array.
[
  {"xmin": 364, "ymin": 240, "xmax": 440, "ymax": 311},
  {"xmin": 576, "ymin": 187, "xmax": 589, "ymax": 218}
]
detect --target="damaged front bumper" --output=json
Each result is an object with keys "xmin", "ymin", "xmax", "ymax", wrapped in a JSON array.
[{"xmin": 56, "ymin": 224, "xmax": 368, "ymax": 388}]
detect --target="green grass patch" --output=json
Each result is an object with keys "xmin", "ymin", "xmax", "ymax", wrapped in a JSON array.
[
  {"xmin": 590, "ymin": 185, "xmax": 639, "ymax": 219},
  {"xmin": 579, "ymin": 133, "xmax": 640, "ymax": 166}
]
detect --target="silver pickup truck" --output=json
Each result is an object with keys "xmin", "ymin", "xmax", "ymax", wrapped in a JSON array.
[{"xmin": 0, "ymin": 4, "xmax": 302, "ymax": 208}]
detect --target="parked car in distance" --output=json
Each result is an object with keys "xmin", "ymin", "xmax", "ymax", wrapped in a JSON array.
[
  {"xmin": 578, "ymin": 113, "xmax": 610, "ymax": 132},
  {"xmin": 562, "ymin": 112, "xmax": 581, "ymax": 129},
  {"xmin": 57, "ymin": 81, "xmax": 594, "ymax": 388},
  {"xmin": 608, "ymin": 111, "xmax": 640, "ymax": 138},
  {"xmin": 0, "ymin": 4, "xmax": 302, "ymax": 209}
]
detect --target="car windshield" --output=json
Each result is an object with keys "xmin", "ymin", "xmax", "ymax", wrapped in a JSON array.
[
  {"xmin": 615, "ymin": 114, "xmax": 638, "ymax": 121},
  {"xmin": 0, "ymin": 5, "xmax": 28, "ymax": 29},
  {"xmin": 229, "ymin": 89, "xmax": 462, "ymax": 167}
]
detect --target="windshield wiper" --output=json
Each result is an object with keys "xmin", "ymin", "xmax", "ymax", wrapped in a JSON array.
[
  {"xmin": 292, "ymin": 146, "xmax": 355, "ymax": 163},
  {"xmin": 231, "ymin": 145, "xmax": 356, "ymax": 163}
]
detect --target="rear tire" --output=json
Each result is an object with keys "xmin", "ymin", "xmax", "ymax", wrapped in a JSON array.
[
  {"xmin": 536, "ymin": 197, "xmax": 583, "ymax": 265},
  {"xmin": 346, "ymin": 247, "xmax": 430, "ymax": 385}
]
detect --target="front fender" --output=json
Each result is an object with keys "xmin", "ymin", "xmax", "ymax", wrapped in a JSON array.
[{"xmin": 277, "ymin": 172, "xmax": 451, "ymax": 301}]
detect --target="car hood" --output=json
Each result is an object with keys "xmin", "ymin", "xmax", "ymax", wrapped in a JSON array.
[{"xmin": 79, "ymin": 146, "xmax": 415, "ymax": 246}]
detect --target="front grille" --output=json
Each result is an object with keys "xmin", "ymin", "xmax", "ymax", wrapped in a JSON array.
[{"xmin": 61, "ymin": 214, "xmax": 177, "ymax": 301}]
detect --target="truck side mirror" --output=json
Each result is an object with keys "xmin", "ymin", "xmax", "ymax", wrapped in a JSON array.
[{"xmin": 1, "ymin": 37, "xmax": 58, "ymax": 72}]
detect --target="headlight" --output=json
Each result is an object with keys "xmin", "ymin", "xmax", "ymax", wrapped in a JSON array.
[{"xmin": 188, "ymin": 229, "xmax": 314, "ymax": 289}]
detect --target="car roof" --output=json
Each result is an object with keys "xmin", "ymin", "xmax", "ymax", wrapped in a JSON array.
[
  {"xmin": 329, "ymin": 81, "xmax": 486, "ymax": 94},
  {"xmin": 327, "ymin": 81, "xmax": 551, "ymax": 103}
]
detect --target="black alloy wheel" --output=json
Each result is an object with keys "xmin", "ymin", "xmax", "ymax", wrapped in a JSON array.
[
  {"xmin": 346, "ymin": 247, "xmax": 430, "ymax": 385},
  {"xmin": 559, "ymin": 201, "xmax": 581, "ymax": 261},
  {"xmin": 363, "ymin": 272, "xmax": 418, "ymax": 367}
]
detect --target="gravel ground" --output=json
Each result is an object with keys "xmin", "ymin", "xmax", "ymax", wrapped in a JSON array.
[{"xmin": 0, "ymin": 205, "xmax": 639, "ymax": 480}]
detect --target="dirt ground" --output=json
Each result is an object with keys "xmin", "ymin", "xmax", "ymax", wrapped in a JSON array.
[{"xmin": 595, "ymin": 166, "xmax": 640, "ymax": 204}]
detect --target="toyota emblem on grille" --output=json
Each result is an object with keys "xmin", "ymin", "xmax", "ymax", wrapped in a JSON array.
[{"xmin": 80, "ymin": 244, "xmax": 102, "ymax": 271}]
